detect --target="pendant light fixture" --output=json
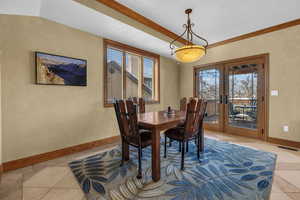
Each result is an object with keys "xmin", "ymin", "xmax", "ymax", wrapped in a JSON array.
[{"xmin": 170, "ymin": 9, "xmax": 208, "ymax": 63}]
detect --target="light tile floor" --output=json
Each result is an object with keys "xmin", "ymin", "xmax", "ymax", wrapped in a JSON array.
[{"xmin": 1, "ymin": 131, "xmax": 300, "ymax": 200}]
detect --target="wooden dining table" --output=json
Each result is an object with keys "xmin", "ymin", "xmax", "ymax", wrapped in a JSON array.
[{"xmin": 135, "ymin": 110, "xmax": 186, "ymax": 182}]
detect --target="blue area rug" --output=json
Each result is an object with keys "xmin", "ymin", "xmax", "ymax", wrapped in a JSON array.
[{"xmin": 69, "ymin": 138, "xmax": 277, "ymax": 200}]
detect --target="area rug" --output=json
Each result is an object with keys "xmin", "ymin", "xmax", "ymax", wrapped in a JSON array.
[{"xmin": 69, "ymin": 138, "xmax": 277, "ymax": 200}]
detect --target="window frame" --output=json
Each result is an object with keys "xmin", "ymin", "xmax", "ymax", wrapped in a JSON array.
[{"xmin": 103, "ymin": 39, "xmax": 160, "ymax": 107}]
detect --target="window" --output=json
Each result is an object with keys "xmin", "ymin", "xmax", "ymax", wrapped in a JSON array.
[
  {"xmin": 104, "ymin": 39, "xmax": 160, "ymax": 107},
  {"xmin": 125, "ymin": 53, "xmax": 140, "ymax": 98},
  {"xmin": 143, "ymin": 57, "xmax": 154, "ymax": 100},
  {"xmin": 106, "ymin": 48, "xmax": 123, "ymax": 101}
]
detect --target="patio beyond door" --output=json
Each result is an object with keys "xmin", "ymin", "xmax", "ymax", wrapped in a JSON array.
[{"xmin": 194, "ymin": 55, "xmax": 267, "ymax": 139}]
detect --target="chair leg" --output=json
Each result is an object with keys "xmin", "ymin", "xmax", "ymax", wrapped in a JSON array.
[
  {"xmin": 169, "ymin": 139, "xmax": 172, "ymax": 147},
  {"xmin": 186, "ymin": 141, "xmax": 189, "ymax": 152},
  {"xmin": 200, "ymin": 128, "xmax": 204, "ymax": 152},
  {"xmin": 181, "ymin": 141, "xmax": 185, "ymax": 170},
  {"xmin": 137, "ymin": 145, "xmax": 142, "ymax": 179},
  {"xmin": 121, "ymin": 140, "xmax": 125, "ymax": 166},
  {"xmin": 164, "ymin": 135, "xmax": 167, "ymax": 158},
  {"xmin": 179, "ymin": 141, "xmax": 182, "ymax": 152},
  {"xmin": 197, "ymin": 134, "xmax": 200, "ymax": 159}
]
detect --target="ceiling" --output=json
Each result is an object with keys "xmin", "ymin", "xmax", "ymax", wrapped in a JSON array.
[
  {"xmin": 39, "ymin": 0, "xmax": 171, "ymax": 57},
  {"xmin": 0, "ymin": 0, "xmax": 41, "ymax": 16},
  {"xmin": 1, "ymin": 0, "xmax": 300, "ymax": 58},
  {"xmin": 0, "ymin": 0, "xmax": 172, "ymax": 58},
  {"xmin": 116, "ymin": 0, "xmax": 300, "ymax": 44}
]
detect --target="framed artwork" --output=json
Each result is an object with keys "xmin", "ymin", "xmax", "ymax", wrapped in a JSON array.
[{"xmin": 35, "ymin": 52, "xmax": 87, "ymax": 86}]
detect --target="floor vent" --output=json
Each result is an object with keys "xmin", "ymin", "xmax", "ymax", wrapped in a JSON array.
[{"xmin": 278, "ymin": 145, "xmax": 299, "ymax": 151}]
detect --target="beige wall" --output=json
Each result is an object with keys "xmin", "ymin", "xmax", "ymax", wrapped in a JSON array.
[
  {"xmin": 0, "ymin": 47, "xmax": 2, "ymax": 165},
  {"xmin": 0, "ymin": 15, "xmax": 180, "ymax": 162},
  {"xmin": 5, "ymin": 13, "xmax": 299, "ymax": 163},
  {"xmin": 180, "ymin": 25, "xmax": 300, "ymax": 142}
]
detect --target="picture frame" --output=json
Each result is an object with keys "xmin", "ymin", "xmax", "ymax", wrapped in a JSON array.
[{"xmin": 35, "ymin": 51, "xmax": 87, "ymax": 86}]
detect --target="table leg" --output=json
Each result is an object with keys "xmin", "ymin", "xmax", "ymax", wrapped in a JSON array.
[
  {"xmin": 152, "ymin": 127, "xmax": 161, "ymax": 182},
  {"xmin": 123, "ymin": 140, "xmax": 130, "ymax": 161},
  {"xmin": 199, "ymin": 127, "xmax": 204, "ymax": 152}
]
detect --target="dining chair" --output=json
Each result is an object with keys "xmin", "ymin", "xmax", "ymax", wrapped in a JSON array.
[
  {"xmin": 138, "ymin": 97, "xmax": 145, "ymax": 113},
  {"xmin": 113, "ymin": 99, "xmax": 152, "ymax": 179},
  {"xmin": 164, "ymin": 99, "xmax": 203, "ymax": 170},
  {"xmin": 177, "ymin": 97, "xmax": 206, "ymax": 152},
  {"xmin": 182, "ymin": 98, "xmax": 207, "ymax": 154},
  {"xmin": 169, "ymin": 97, "xmax": 188, "ymax": 148}
]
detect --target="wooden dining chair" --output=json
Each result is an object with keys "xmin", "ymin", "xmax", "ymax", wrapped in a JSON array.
[
  {"xmin": 177, "ymin": 97, "xmax": 198, "ymax": 151},
  {"xmin": 183, "ymin": 98, "xmax": 207, "ymax": 153},
  {"xmin": 113, "ymin": 99, "xmax": 152, "ymax": 179},
  {"xmin": 183, "ymin": 97, "xmax": 206, "ymax": 152},
  {"xmin": 164, "ymin": 99, "xmax": 203, "ymax": 170},
  {"xmin": 138, "ymin": 97, "xmax": 145, "ymax": 113},
  {"xmin": 169, "ymin": 97, "xmax": 188, "ymax": 148}
]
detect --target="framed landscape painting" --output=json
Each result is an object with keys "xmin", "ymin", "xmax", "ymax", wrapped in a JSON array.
[{"xmin": 36, "ymin": 52, "xmax": 87, "ymax": 86}]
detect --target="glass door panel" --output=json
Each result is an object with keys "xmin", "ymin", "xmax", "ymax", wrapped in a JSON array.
[
  {"xmin": 224, "ymin": 60, "xmax": 264, "ymax": 138},
  {"xmin": 195, "ymin": 66, "xmax": 224, "ymax": 131},
  {"xmin": 228, "ymin": 64, "xmax": 258, "ymax": 129}
]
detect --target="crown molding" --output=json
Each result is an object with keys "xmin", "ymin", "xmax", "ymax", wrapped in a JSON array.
[
  {"xmin": 95, "ymin": 1, "xmax": 300, "ymax": 50},
  {"xmin": 208, "ymin": 18, "xmax": 300, "ymax": 49},
  {"xmin": 95, "ymin": 0, "xmax": 188, "ymax": 45}
]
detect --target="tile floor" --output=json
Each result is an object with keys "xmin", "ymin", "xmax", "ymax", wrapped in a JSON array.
[{"xmin": 1, "ymin": 131, "xmax": 300, "ymax": 200}]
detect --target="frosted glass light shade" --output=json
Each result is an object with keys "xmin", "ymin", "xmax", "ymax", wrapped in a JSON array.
[{"xmin": 174, "ymin": 45, "xmax": 206, "ymax": 63}]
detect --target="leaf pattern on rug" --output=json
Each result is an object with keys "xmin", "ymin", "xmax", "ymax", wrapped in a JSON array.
[
  {"xmin": 69, "ymin": 138, "xmax": 277, "ymax": 200},
  {"xmin": 109, "ymin": 177, "xmax": 166, "ymax": 200},
  {"xmin": 69, "ymin": 148, "xmax": 134, "ymax": 195}
]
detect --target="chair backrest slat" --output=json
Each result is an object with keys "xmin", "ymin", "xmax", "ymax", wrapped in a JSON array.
[
  {"xmin": 126, "ymin": 100, "xmax": 139, "ymax": 137},
  {"xmin": 138, "ymin": 98, "xmax": 145, "ymax": 113},
  {"xmin": 180, "ymin": 97, "xmax": 187, "ymax": 111},
  {"xmin": 193, "ymin": 99, "xmax": 203, "ymax": 131},
  {"xmin": 200, "ymin": 101, "xmax": 207, "ymax": 123},
  {"xmin": 117, "ymin": 100, "xmax": 131, "ymax": 137},
  {"xmin": 184, "ymin": 99, "xmax": 194, "ymax": 135},
  {"xmin": 113, "ymin": 100, "xmax": 124, "ymax": 136},
  {"xmin": 198, "ymin": 100, "xmax": 207, "ymax": 131},
  {"xmin": 131, "ymin": 97, "xmax": 138, "ymax": 104}
]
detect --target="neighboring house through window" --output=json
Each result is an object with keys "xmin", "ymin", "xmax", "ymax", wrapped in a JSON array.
[{"xmin": 103, "ymin": 39, "xmax": 160, "ymax": 107}]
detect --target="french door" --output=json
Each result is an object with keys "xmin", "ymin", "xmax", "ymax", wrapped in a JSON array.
[
  {"xmin": 195, "ymin": 65, "xmax": 224, "ymax": 132},
  {"xmin": 194, "ymin": 55, "xmax": 267, "ymax": 139}
]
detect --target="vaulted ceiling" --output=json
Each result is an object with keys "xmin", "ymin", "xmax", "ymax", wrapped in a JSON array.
[{"xmin": 1, "ymin": 0, "xmax": 300, "ymax": 58}]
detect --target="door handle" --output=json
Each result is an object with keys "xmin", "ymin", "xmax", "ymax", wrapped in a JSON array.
[{"xmin": 219, "ymin": 95, "xmax": 223, "ymax": 104}]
